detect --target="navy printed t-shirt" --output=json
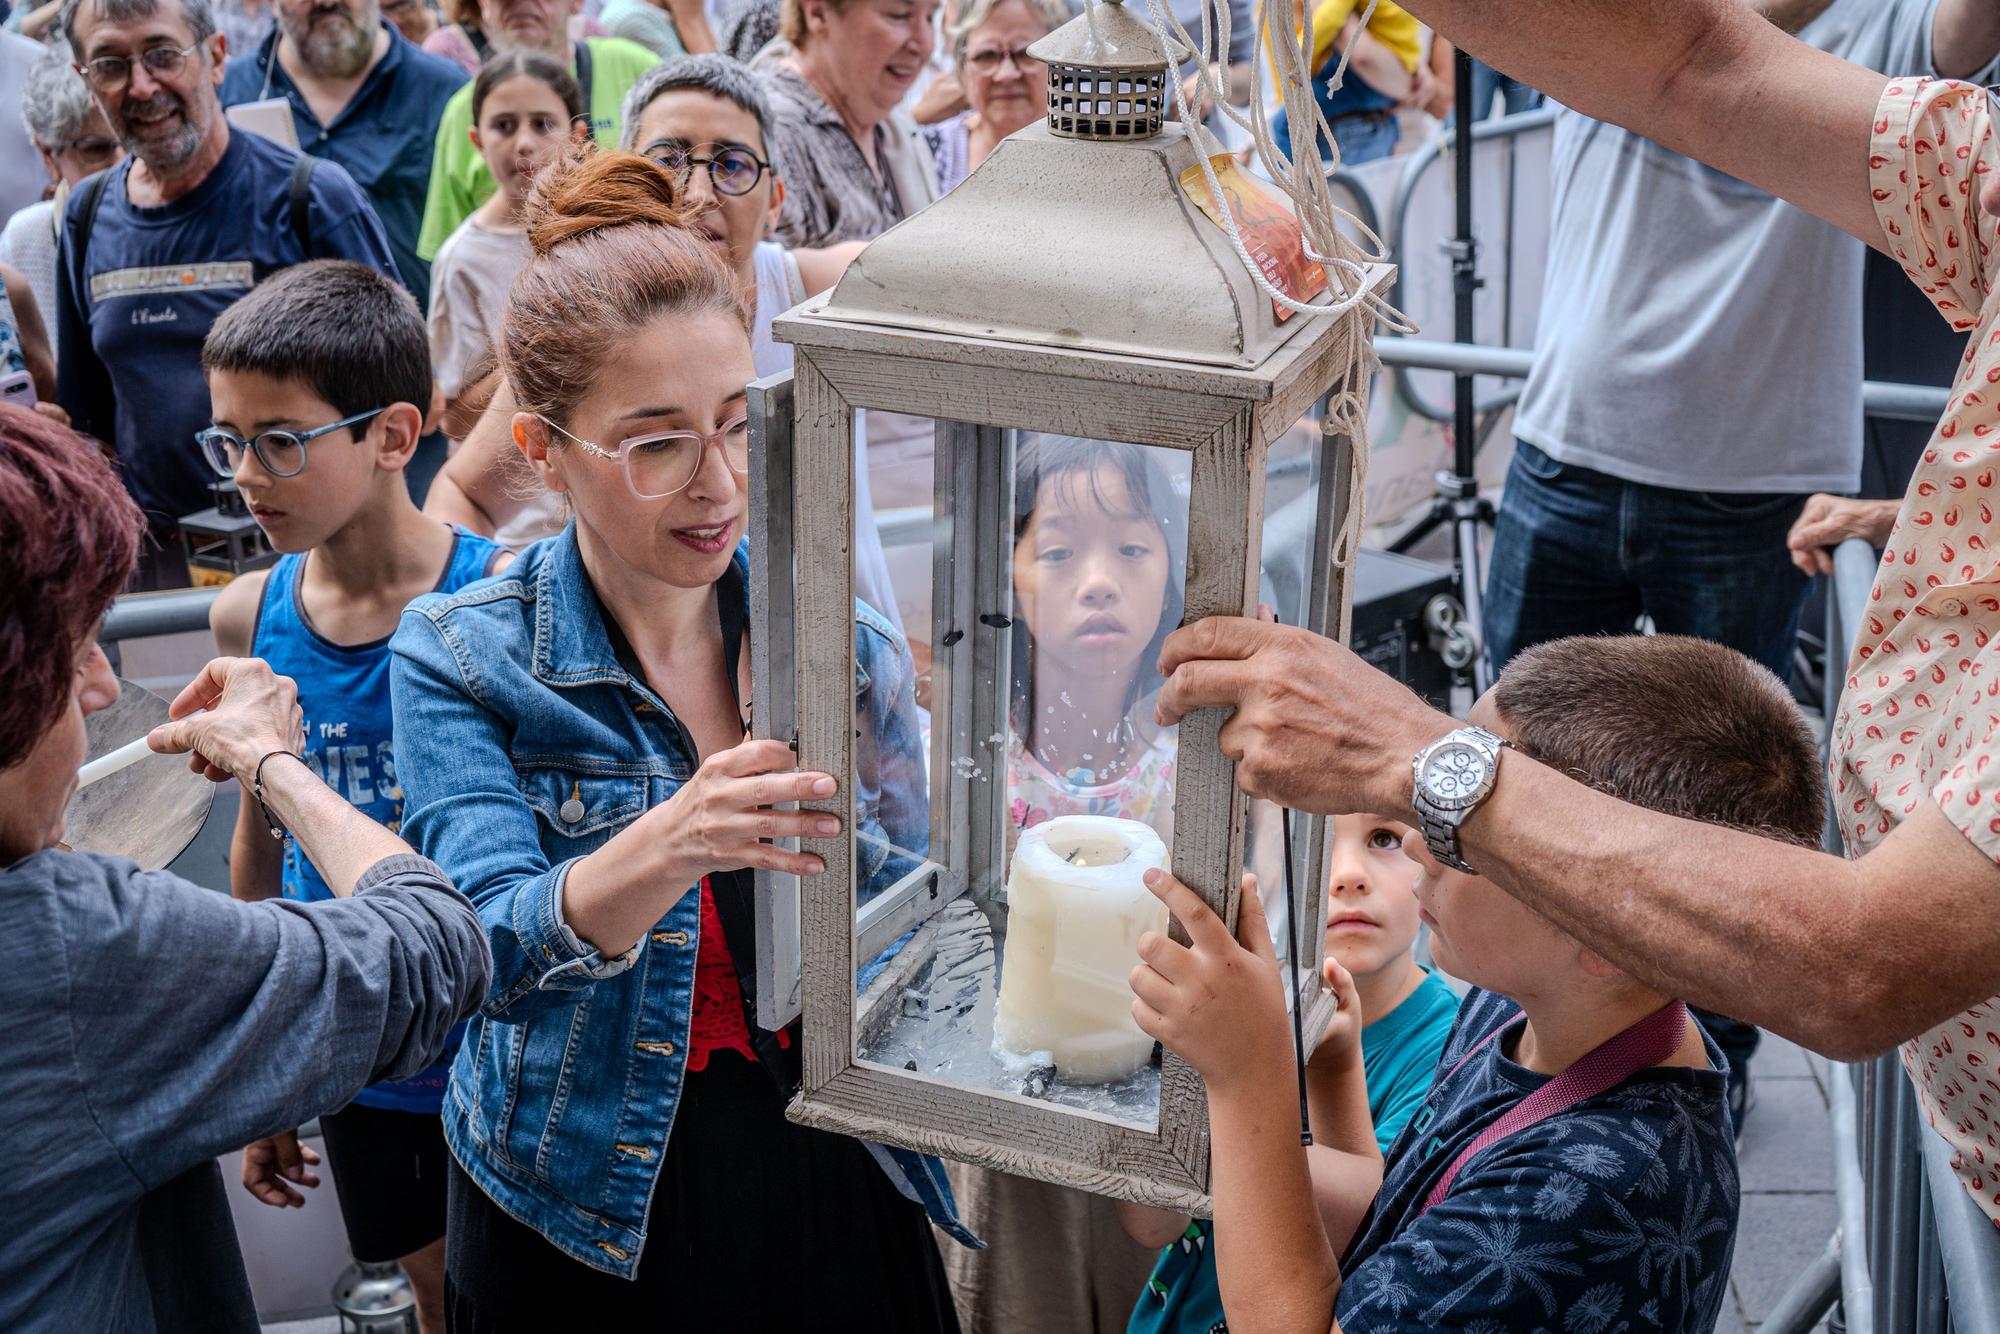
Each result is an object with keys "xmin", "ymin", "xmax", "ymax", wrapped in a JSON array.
[
  {"xmin": 55, "ymin": 129, "xmax": 397, "ymax": 529},
  {"xmin": 1337, "ymin": 988, "xmax": 1738, "ymax": 1332}
]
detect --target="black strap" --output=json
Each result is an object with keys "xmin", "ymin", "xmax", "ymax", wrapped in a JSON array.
[
  {"xmin": 287, "ymin": 153, "xmax": 316, "ymax": 253},
  {"xmin": 466, "ymin": 23, "xmax": 493, "ymax": 62},
  {"xmin": 573, "ymin": 40, "xmax": 593, "ymax": 124},
  {"xmin": 72, "ymin": 167, "xmax": 114, "ymax": 276}
]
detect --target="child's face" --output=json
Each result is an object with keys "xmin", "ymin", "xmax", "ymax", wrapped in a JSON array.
[
  {"xmin": 471, "ymin": 76, "xmax": 580, "ymax": 210},
  {"xmin": 1323, "ymin": 812, "xmax": 1423, "ymax": 983},
  {"xmin": 1408, "ymin": 693, "xmax": 1595, "ymax": 1002},
  {"xmin": 1012, "ymin": 464, "xmax": 1172, "ymax": 686},
  {"xmin": 206, "ymin": 368, "xmax": 388, "ymax": 553}
]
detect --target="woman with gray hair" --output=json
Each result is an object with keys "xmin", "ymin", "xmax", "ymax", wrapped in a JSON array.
[
  {"xmin": 750, "ymin": 0, "xmax": 940, "ymax": 248},
  {"xmin": 0, "ymin": 43, "xmax": 121, "ymax": 330},
  {"xmin": 924, "ymin": 0, "xmax": 1064, "ymax": 193}
]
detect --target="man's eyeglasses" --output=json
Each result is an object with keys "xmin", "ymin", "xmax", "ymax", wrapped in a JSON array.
[
  {"xmin": 74, "ymin": 42, "xmax": 205, "ymax": 93},
  {"xmin": 964, "ymin": 46, "xmax": 1042, "ymax": 74},
  {"xmin": 196, "ymin": 408, "xmax": 388, "ymax": 479},
  {"xmin": 641, "ymin": 141, "xmax": 772, "ymax": 198},
  {"xmin": 539, "ymin": 412, "xmax": 750, "ymax": 499}
]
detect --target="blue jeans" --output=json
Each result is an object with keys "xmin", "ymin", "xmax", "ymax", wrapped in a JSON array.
[
  {"xmin": 1465, "ymin": 59, "xmax": 1541, "ymax": 123},
  {"xmin": 1485, "ymin": 440, "xmax": 1804, "ymax": 1080},
  {"xmin": 1484, "ymin": 441, "xmax": 1811, "ymax": 681},
  {"xmin": 1272, "ymin": 105, "xmax": 1402, "ymax": 167}
]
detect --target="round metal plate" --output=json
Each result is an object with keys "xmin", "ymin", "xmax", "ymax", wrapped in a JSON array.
[{"xmin": 63, "ymin": 679, "xmax": 217, "ymax": 870}]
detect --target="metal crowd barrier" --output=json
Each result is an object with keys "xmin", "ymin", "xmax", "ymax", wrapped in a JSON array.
[{"xmin": 1773, "ymin": 536, "xmax": 2000, "ymax": 1334}]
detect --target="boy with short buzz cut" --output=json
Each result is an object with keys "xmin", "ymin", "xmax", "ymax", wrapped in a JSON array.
[
  {"xmin": 1122, "ymin": 812, "xmax": 1458, "ymax": 1334},
  {"xmin": 1134, "ymin": 634, "xmax": 1826, "ymax": 1334},
  {"xmin": 201, "ymin": 259, "xmax": 508, "ymax": 1334}
]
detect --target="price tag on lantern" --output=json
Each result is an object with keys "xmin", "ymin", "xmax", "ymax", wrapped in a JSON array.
[{"xmin": 1178, "ymin": 155, "xmax": 1328, "ymax": 322}]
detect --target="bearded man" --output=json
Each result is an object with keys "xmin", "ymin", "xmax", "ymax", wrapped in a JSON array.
[
  {"xmin": 55, "ymin": 0, "xmax": 398, "ymax": 589},
  {"xmin": 221, "ymin": 0, "xmax": 467, "ymax": 303}
]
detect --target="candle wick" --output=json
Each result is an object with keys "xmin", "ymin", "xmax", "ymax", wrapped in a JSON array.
[{"xmin": 1064, "ymin": 848, "xmax": 1081, "ymax": 863}]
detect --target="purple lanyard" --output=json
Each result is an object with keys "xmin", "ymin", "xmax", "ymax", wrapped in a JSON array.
[{"xmin": 1417, "ymin": 999, "xmax": 1694, "ymax": 1216}]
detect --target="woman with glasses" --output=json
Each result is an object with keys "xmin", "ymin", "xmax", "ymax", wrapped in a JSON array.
[
  {"xmin": 1, "ymin": 44, "xmax": 122, "ymax": 349},
  {"xmin": 391, "ymin": 147, "xmax": 968, "ymax": 1330},
  {"xmin": 421, "ymin": 55, "xmax": 910, "ymax": 636},
  {"xmin": 925, "ymin": 0, "xmax": 1063, "ymax": 194}
]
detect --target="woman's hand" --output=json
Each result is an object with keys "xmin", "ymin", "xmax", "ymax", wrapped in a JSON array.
[
  {"xmin": 147, "ymin": 657, "xmax": 306, "ymax": 784},
  {"xmin": 1787, "ymin": 494, "xmax": 1899, "ymax": 575},
  {"xmin": 648, "ymin": 737, "xmax": 842, "ymax": 883}
]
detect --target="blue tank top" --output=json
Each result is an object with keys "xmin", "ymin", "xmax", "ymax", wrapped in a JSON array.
[{"xmin": 251, "ymin": 524, "xmax": 503, "ymax": 1112}]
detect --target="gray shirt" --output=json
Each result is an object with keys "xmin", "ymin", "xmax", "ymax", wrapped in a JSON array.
[
  {"xmin": 0, "ymin": 850, "xmax": 491, "ymax": 1332},
  {"xmin": 1514, "ymin": 0, "xmax": 1964, "ymax": 494}
]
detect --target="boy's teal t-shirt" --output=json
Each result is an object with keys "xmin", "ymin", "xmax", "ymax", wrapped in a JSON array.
[{"xmin": 1127, "ymin": 968, "xmax": 1461, "ymax": 1334}]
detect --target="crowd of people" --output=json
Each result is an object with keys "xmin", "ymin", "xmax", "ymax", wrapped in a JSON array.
[{"xmin": 6, "ymin": 0, "xmax": 2000, "ymax": 1331}]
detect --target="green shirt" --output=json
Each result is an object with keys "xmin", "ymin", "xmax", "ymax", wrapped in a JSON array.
[{"xmin": 416, "ymin": 36, "xmax": 661, "ymax": 261}]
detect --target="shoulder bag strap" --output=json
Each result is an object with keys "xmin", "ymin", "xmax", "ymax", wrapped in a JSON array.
[
  {"xmin": 573, "ymin": 40, "xmax": 594, "ymax": 127},
  {"xmin": 287, "ymin": 154, "xmax": 316, "ymax": 253},
  {"xmin": 1418, "ymin": 999, "xmax": 1692, "ymax": 1217},
  {"xmin": 71, "ymin": 167, "xmax": 115, "ymax": 274}
]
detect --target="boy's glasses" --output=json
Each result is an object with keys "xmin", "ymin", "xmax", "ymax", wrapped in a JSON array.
[
  {"xmin": 75, "ymin": 42, "xmax": 204, "ymax": 93},
  {"xmin": 640, "ymin": 141, "xmax": 771, "ymax": 197},
  {"xmin": 538, "ymin": 413, "xmax": 750, "ymax": 499},
  {"xmin": 196, "ymin": 408, "xmax": 388, "ymax": 479}
]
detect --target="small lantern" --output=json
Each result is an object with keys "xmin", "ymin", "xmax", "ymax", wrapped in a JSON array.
[
  {"xmin": 749, "ymin": 0, "xmax": 1389, "ymax": 1213},
  {"xmin": 179, "ymin": 478, "xmax": 278, "ymax": 586}
]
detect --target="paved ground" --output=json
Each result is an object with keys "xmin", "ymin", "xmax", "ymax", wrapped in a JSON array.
[{"xmin": 1718, "ymin": 1032, "xmax": 1838, "ymax": 1334}]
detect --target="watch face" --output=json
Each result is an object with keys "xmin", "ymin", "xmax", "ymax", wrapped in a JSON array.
[{"xmin": 1421, "ymin": 741, "xmax": 1489, "ymax": 810}]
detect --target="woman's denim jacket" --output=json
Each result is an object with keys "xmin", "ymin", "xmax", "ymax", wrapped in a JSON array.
[{"xmin": 389, "ymin": 529, "xmax": 975, "ymax": 1276}]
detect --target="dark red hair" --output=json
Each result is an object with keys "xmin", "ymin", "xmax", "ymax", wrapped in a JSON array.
[{"xmin": 0, "ymin": 405, "xmax": 141, "ymax": 769}]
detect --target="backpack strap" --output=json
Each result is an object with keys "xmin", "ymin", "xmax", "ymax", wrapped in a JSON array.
[
  {"xmin": 573, "ymin": 40, "xmax": 594, "ymax": 127},
  {"xmin": 1417, "ymin": 999, "xmax": 1693, "ymax": 1217},
  {"xmin": 287, "ymin": 154, "xmax": 316, "ymax": 253},
  {"xmin": 70, "ymin": 167, "xmax": 115, "ymax": 276}
]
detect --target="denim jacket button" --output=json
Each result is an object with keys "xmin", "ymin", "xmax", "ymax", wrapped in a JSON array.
[{"xmin": 559, "ymin": 797, "xmax": 585, "ymax": 824}]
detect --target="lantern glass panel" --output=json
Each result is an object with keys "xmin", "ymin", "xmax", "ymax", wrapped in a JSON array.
[{"xmin": 851, "ymin": 431, "xmax": 1193, "ymax": 1130}]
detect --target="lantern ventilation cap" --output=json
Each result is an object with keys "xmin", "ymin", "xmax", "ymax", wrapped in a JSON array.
[{"xmin": 1026, "ymin": 0, "xmax": 1190, "ymax": 141}]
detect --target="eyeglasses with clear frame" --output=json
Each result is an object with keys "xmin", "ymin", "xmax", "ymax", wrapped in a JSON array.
[
  {"xmin": 963, "ymin": 45, "xmax": 1043, "ymax": 74},
  {"xmin": 75, "ymin": 42, "xmax": 205, "ymax": 93},
  {"xmin": 640, "ymin": 140, "xmax": 773, "ymax": 197},
  {"xmin": 539, "ymin": 413, "xmax": 751, "ymax": 499},
  {"xmin": 195, "ymin": 408, "xmax": 388, "ymax": 479}
]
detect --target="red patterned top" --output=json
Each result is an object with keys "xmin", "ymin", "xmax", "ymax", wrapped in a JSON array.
[
  {"xmin": 687, "ymin": 878, "xmax": 788, "ymax": 1071},
  {"xmin": 1848, "ymin": 77, "xmax": 2000, "ymax": 1225}
]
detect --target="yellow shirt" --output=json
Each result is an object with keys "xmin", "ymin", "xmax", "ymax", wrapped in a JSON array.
[{"xmin": 1291, "ymin": 0, "xmax": 1421, "ymax": 79}]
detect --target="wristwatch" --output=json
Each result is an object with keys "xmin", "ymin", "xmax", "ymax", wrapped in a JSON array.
[{"xmin": 1410, "ymin": 726, "xmax": 1509, "ymax": 874}]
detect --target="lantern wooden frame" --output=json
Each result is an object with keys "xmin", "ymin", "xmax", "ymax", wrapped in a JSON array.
[{"xmin": 749, "ymin": 273, "xmax": 1385, "ymax": 1211}]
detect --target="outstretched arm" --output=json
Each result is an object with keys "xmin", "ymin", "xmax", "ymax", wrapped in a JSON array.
[{"xmin": 1395, "ymin": 0, "xmax": 1885, "ymax": 245}]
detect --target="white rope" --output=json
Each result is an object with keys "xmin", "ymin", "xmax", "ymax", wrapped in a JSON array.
[{"xmin": 1123, "ymin": 0, "xmax": 1412, "ymax": 331}]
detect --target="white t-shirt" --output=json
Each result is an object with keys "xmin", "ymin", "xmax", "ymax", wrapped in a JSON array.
[
  {"xmin": 1514, "ymin": 0, "xmax": 1966, "ymax": 494},
  {"xmin": 428, "ymin": 215, "xmax": 531, "ymax": 401}
]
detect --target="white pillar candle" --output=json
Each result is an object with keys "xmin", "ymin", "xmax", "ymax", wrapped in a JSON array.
[{"xmin": 993, "ymin": 814, "xmax": 1170, "ymax": 1084}]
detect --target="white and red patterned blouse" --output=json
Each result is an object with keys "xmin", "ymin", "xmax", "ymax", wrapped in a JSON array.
[{"xmin": 1845, "ymin": 76, "xmax": 2000, "ymax": 1225}]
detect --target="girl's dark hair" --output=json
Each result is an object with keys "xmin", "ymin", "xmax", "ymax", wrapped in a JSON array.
[
  {"xmin": 1009, "ymin": 435, "xmax": 1186, "ymax": 732},
  {"xmin": 502, "ymin": 148, "xmax": 747, "ymax": 429},
  {"xmin": 0, "ymin": 405, "xmax": 141, "ymax": 770},
  {"xmin": 471, "ymin": 48, "xmax": 585, "ymax": 126}
]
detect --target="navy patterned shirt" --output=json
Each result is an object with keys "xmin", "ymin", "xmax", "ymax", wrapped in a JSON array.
[{"xmin": 1336, "ymin": 988, "xmax": 1738, "ymax": 1333}]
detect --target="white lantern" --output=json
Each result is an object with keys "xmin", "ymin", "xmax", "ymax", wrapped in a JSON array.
[{"xmin": 748, "ymin": 0, "xmax": 1390, "ymax": 1212}]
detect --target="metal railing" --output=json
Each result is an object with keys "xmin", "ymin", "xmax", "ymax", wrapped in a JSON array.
[{"xmin": 1776, "ymin": 535, "xmax": 2000, "ymax": 1334}]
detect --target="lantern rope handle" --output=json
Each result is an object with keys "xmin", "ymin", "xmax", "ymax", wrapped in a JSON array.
[{"xmin": 1120, "ymin": 0, "xmax": 1415, "ymax": 332}]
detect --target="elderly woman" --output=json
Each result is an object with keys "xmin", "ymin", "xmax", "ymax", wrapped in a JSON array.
[
  {"xmin": 924, "ymin": 0, "xmax": 1065, "ymax": 193},
  {"xmin": 751, "ymin": 0, "xmax": 940, "ymax": 247},
  {"xmin": 0, "ymin": 46, "xmax": 121, "ymax": 335},
  {"xmin": 0, "ymin": 404, "xmax": 489, "ymax": 1332},
  {"xmin": 1158, "ymin": 0, "xmax": 2000, "ymax": 1238}
]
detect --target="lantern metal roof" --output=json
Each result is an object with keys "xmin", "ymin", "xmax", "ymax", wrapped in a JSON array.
[{"xmin": 790, "ymin": 0, "xmax": 1386, "ymax": 371}]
